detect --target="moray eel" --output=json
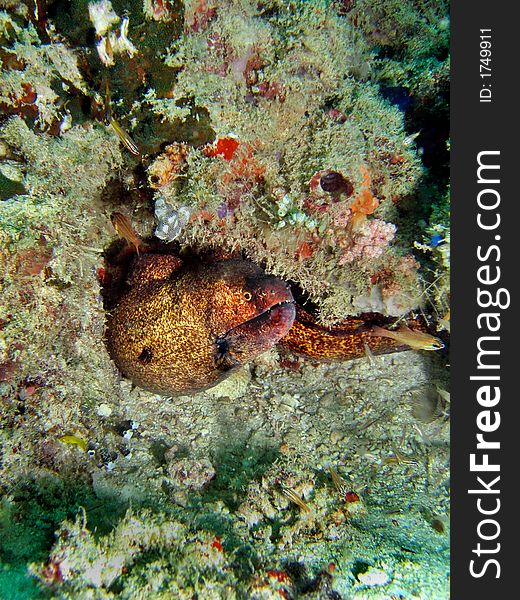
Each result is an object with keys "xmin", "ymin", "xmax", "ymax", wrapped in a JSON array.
[
  {"xmin": 280, "ymin": 305, "xmax": 409, "ymax": 360},
  {"xmin": 106, "ymin": 256, "xmax": 296, "ymax": 395},
  {"xmin": 106, "ymin": 247, "xmax": 432, "ymax": 395}
]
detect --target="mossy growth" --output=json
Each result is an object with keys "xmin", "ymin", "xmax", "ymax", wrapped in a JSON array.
[{"xmin": 146, "ymin": 0, "xmax": 426, "ymax": 321}]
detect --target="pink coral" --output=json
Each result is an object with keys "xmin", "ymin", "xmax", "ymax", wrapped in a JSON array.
[
  {"xmin": 338, "ymin": 219, "xmax": 396, "ymax": 264},
  {"xmin": 185, "ymin": 0, "xmax": 217, "ymax": 33},
  {"xmin": 380, "ymin": 255, "xmax": 420, "ymax": 296}
]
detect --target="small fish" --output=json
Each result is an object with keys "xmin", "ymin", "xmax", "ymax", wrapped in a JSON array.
[
  {"xmin": 111, "ymin": 212, "xmax": 144, "ymax": 254},
  {"xmin": 403, "ymin": 130, "xmax": 422, "ymax": 146},
  {"xmin": 438, "ymin": 309, "xmax": 450, "ymax": 333},
  {"xmin": 430, "ymin": 234, "xmax": 444, "ymax": 247},
  {"xmin": 436, "ymin": 386, "xmax": 451, "ymax": 404},
  {"xmin": 109, "ymin": 118, "xmax": 140, "ymax": 156},
  {"xmin": 59, "ymin": 435, "xmax": 88, "ymax": 452},
  {"xmin": 281, "ymin": 487, "xmax": 312, "ymax": 513},
  {"xmin": 370, "ymin": 324, "xmax": 444, "ymax": 351},
  {"xmin": 382, "ymin": 450, "xmax": 418, "ymax": 467},
  {"xmin": 363, "ymin": 341, "xmax": 375, "ymax": 366},
  {"xmin": 329, "ymin": 467, "xmax": 347, "ymax": 495}
]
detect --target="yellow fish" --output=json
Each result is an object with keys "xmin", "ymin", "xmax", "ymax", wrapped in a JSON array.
[
  {"xmin": 109, "ymin": 118, "xmax": 140, "ymax": 156},
  {"xmin": 59, "ymin": 435, "xmax": 88, "ymax": 452},
  {"xmin": 111, "ymin": 211, "xmax": 145, "ymax": 255},
  {"xmin": 370, "ymin": 324, "xmax": 444, "ymax": 351}
]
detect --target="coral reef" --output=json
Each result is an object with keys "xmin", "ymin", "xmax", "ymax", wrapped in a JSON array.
[
  {"xmin": 0, "ymin": 0, "xmax": 450, "ymax": 598},
  {"xmin": 148, "ymin": 0, "xmax": 425, "ymax": 320},
  {"xmin": 23, "ymin": 352, "xmax": 449, "ymax": 599}
]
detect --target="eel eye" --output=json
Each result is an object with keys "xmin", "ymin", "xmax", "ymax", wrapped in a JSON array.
[{"xmin": 243, "ymin": 291, "xmax": 252, "ymax": 301}]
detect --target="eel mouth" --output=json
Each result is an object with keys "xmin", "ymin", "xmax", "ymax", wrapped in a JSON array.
[
  {"xmin": 216, "ymin": 301, "xmax": 296, "ymax": 368},
  {"xmin": 231, "ymin": 299, "xmax": 296, "ymax": 338},
  {"xmin": 253, "ymin": 299, "xmax": 296, "ymax": 331}
]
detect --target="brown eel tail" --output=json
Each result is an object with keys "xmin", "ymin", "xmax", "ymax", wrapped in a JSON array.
[{"xmin": 280, "ymin": 305, "xmax": 419, "ymax": 361}]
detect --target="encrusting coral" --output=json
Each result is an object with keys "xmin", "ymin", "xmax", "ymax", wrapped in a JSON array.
[
  {"xmin": 148, "ymin": 0, "xmax": 425, "ymax": 321},
  {"xmin": 0, "ymin": 0, "xmax": 450, "ymax": 598}
]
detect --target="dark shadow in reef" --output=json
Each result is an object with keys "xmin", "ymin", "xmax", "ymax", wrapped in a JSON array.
[
  {"xmin": 380, "ymin": 84, "xmax": 450, "ymax": 182},
  {"xmin": 0, "ymin": 440, "xmax": 277, "ymax": 594},
  {"xmin": 0, "ymin": 474, "xmax": 131, "ymax": 563},
  {"xmin": 180, "ymin": 438, "xmax": 279, "ymax": 517},
  {"xmin": 188, "ymin": 404, "xmax": 282, "ymax": 515},
  {"xmin": 0, "ymin": 471, "xmax": 139, "ymax": 598},
  {"xmin": 207, "ymin": 442, "xmax": 279, "ymax": 511},
  {"xmin": 281, "ymin": 562, "xmax": 344, "ymax": 600},
  {"xmin": 162, "ymin": 438, "xmax": 282, "ymax": 579}
]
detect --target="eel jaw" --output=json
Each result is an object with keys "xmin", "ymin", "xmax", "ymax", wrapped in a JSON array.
[{"xmin": 216, "ymin": 301, "xmax": 296, "ymax": 369}]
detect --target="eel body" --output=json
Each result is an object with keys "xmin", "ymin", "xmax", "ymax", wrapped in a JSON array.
[
  {"xmin": 281, "ymin": 305, "xmax": 408, "ymax": 360},
  {"xmin": 106, "ymin": 253, "xmax": 433, "ymax": 395}
]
